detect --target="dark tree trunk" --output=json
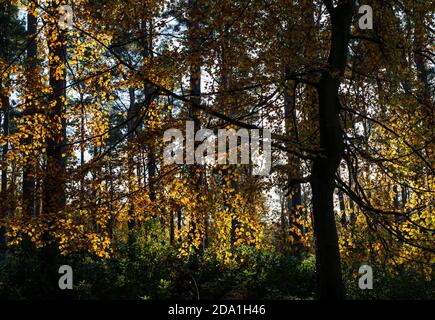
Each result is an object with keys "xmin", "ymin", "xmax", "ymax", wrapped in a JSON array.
[
  {"xmin": 284, "ymin": 77, "xmax": 305, "ymax": 254},
  {"xmin": 412, "ymin": 7, "xmax": 433, "ymax": 165},
  {"xmin": 1, "ymin": 92, "xmax": 8, "ymax": 195},
  {"xmin": 22, "ymin": 7, "xmax": 38, "ymax": 218},
  {"xmin": 170, "ymin": 211, "xmax": 175, "ymax": 246},
  {"xmin": 0, "ymin": 89, "xmax": 9, "ymax": 249},
  {"xmin": 127, "ymin": 87, "xmax": 137, "ymax": 231},
  {"xmin": 310, "ymin": 0, "xmax": 354, "ymax": 300},
  {"xmin": 140, "ymin": 20, "xmax": 157, "ymax": 203},
  {"xmin": 187, "ymin": 0, "xmax": 206, "ymax": 251},
  {"xmin": 177, "ymin": 210, "xmax": 182, "ymax": 231},
  {"xmin": 40, "ymin": 2, "xmax": 68, "ymax": 298},
  {"xmin": 43, "ymin": 19, "xmax": 67, "ymax": 216}
]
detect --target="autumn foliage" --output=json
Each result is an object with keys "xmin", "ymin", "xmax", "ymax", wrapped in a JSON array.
[{"xmin": 0, "ymin": 0, "xmax": 433, "ymax": 299}]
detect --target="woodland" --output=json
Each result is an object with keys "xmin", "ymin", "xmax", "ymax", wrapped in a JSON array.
[{"xmin": 0, "ymin": 0, "xmax": 433, "ymax": 300}]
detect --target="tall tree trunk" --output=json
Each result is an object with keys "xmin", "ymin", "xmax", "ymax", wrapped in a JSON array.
[
  {"xmin": 218, "ymin": 23, "xmax": 240, "ymax": 252},
  {"xmin": 142, "ymin": 21, "xmax": 160, "ymax": 240},
  {"xmin": 187, "ymin": 0, "xmax": 206, "ymax": 251},
  {"xmin": 0, "ymin": 87, "xmax": 9, "ymax": 248},
  {"xmin": 126, "ymin": 87, "xmax": 137, "ymax": 232},
  {"xmin": 284, "ymin": 77, "xmax": 304, "ymax": 254},
  {"xmin": 1, "ymin": 90, "xmax": 9, "ymax": 196},
  {"xmin": 310, "ymin": 0, "xmax": 354, "ymax": 300},
  {"xmin": 40, "ymin": 1, "xmax": 68, "ymax": 297},
  {"xmin": 43, "ymin": 6, "xmax": 67, "ymax": 216},
  {"xmin": 22, "ymin": 6, "xmax": 38, "ymax": 218},
  {"xmin": 412, "ymin": 5, "xmax": 433, "ymax": 164}
]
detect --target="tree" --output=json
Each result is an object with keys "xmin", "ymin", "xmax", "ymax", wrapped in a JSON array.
[
  {"xmin": 0, "ymin": 1, "xmax": 26, "ymax": 248},
  {"xmin": 309, "ymin": 0, "xmax": 354, "ymax": 299},
  {"xmin": 22, "ymin": 0, "xmax": 39, "ymax": 218}
]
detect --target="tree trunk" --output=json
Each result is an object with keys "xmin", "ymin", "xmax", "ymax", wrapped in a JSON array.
[
  {"xmin": 1, "ymin": 91, "xmax": 9, "ymax": 196},
  {"xmin": 310, "ymin": 1, "xmax": 354, "ymax": 300},
  {"xmin": 22, "ymin": 6, "xmax": 38, "ymax": 218},
  {"xmin": 40, "ymin": 2, "xmax": 68, "ymax": 298},
  {"xmin": 0, "ymin": 88, "xmax": 9, "ymax": 248},
  {"xmin": 187, "ymin": 0, "xmax": 206, "ymax": 251},
  {"xmin": 43, "ymin": 13, "xmax": 67, "ymax": 216},
  {"xmin": 412, "ymin": 6, "xmax": 433, "ymax": 164},
  {"xmin": 126, "ymin": 87, "xmax": 137, "ymax": 232},
  {"xmin": 170, "ymin": 211, "xmax": 175, "ymax": 246},
  {"xmin": 284, "ymin": 76, "xmax": 305, "ymax": 254}
]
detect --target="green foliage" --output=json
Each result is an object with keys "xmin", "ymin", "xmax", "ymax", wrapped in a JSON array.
[
  {"xmin": 0, "ymin": 231, "xmax": 431, "ymax": 300},
  {"xmin": 343, "ymin": 264, "xmax": 434, "ymax": 300},
  {"xmin": 194, "ymin": 247, "xmax": 317, "ymax": 300},
  {"xmin": 0, "ymin": 4, "xmax": 26, "ymax": 62}
]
